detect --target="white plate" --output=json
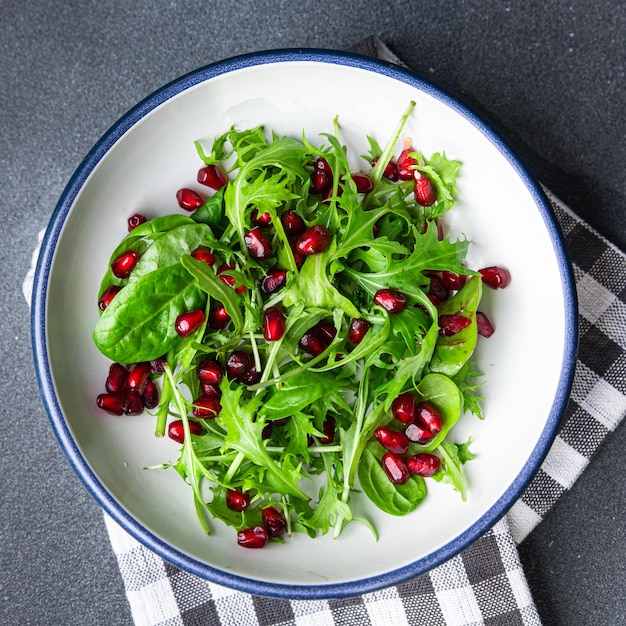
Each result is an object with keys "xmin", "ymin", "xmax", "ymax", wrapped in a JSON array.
[{"xmin": 32, "ymin": 49, "xmax": 577, "ymax": 598}]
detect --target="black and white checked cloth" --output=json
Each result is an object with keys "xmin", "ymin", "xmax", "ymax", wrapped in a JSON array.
[{"xmin": 24, "ymin": 41, "xmax": 626, "ymax": 626}]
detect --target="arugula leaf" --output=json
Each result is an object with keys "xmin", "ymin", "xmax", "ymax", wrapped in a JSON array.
[{"xmin": 432, "ymin": 438, "xmax": 476, "ymax": 501}]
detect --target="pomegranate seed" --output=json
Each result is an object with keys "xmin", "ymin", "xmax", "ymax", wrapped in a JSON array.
[
  {"xmin": 191, "ymin": 246, "xmax": 215, "ymax": 266},
  {"xmin": 149, "ymin": 356, "xmax": 167, "ymax": 375},
  {"xmin": 201, "ymin": 383, "xmax": 221, "ymax": 398},
  {"xmin": 196, "ymin": 359, "xmax": 223, "ymax": 386},
  {"xmin": 168, "ymin": 419, "xmax": 203, "ymax": 444},
  {"xmin": 440, "ymin": 271, "xmax": 467, "ymax": 291},
  {"xmin": 416, "ymin": 402, "xmax": 443, "ymax": 434},
  {"xmin": 124, "ymin": 390, "xmax": 144, "ymax": 415},
  {"xmin": 262, "ymin": 506, "xmax": 287, "ymax": 538},
  {"xmin": 397, "ymin": 140, "xmax": 417, "ymax": 180},
  {"xmin": 197, "ymin": 164, "xmax": 228, "ymax": 190},
  {"xmin": 299, "ymin": 322, "xmax": 336, "ymax": 356},
  {"xmin": 127, "ymin": 213, "xmax": 147, "ymax": 231},
  {"xmin": 226, "ymin": 489, "xmax": 251, "ymax": 511},
  {"xmin": 243, "ymin": 363, "xmax": 261, "ymax": 385},
  {"xmin": 217, "ymin": 262, "xmax": 246, "ymax": 293},
  {"xmin": 98, "ymin": 285, "xmax": 121, "ymax": 311},
  {"xmin": 405, "ymin": 422, "xmax": 435, "ymax": 444},
  {"xmin": 424, "ymin": 219, "xmax": 445, "ymax": 241},
  {"xmin": 208, "ymin": 305, "xmax": 230, "ymax": 330},
  {"xmin": 374, "ymin": 426, "xmax": 410, "ymax": 454},
  {"xmin": 413, "ymin": 171, "xmax": 437, "ymax": 206},
  {"xmin": 381, "ymin": 452, "xmax": 410, "ymax": 484},
  {"xmin": 281, "ymin": 210, "xmax": 306, "ymax": 239},
  {"xmin": 428, "ymin": 274, "xmax": 450, "ymax": 303},
  {"xmin": 351, "ymin": 172, "xmax": 374, "ymax": 193},
  {"xmin": 348, "ymin": 318, "xmax": 370, "ymax": 345},
  {"xmin": 315, "ymin": 157, "xmax": 332, "ymax": 175},
  {"xmin": 244, "ymin": 227, "xmax": 273, "ymax": 260},
  {"xmin": 373, "ymin": 288, "xmax": 407, "ymax": 314},
  {"xmin": 111, "ymin": 250, "xmax": 139, "ymax": 279},
  {"xmin": 96, "ymin": 393, "xmax": 125, "ymax": 416},
  {"xmin": 251, "ymin": 208, "xmax": 272, "ymax": 226},
  {"xmin": 142, "ymin": 380, "xmax": 159, "ymax": 409},
  {"xmin": 105, "ymin": 363, "xmax": 128, "ymax": 394},
  {"xmin": 439, "ymin": 313, "xmax": 471, "ymax": 337},
  {"xmin": 319, "ymin": 415, "xmax": 336, "ymax": 444},
  {"xmin": 391, "ymin": 392, "xmax": 417, "ymax": 424},
  {"xmin": 406, "ymin": 453, "xmax": 442, "ymax": 477},
  {"xmin": 294, "ymin": 224, "xmax": 331, "ymax": 256},
  {"xmin": 371, "ymin": 157, "xmax": 399, "ymax": 181},
  {"xmin": 176, "ymin": 188, "xmax": 204, "ymax": 212},
  {"xmin": 226, "ymin": 350, "xmax": 251, "ymax": 381},
  {"xmin": 476, "ymin": 311, "xmax": 495, "ymax": 338},
  {"xmin": 263, "ymin": 306, "xmax": 286, "ymax": 341},
  {"xmin": 175, "ymin": 309, "xmax": 205, "ymax": 337},
  {"xmin": 127, "ymin": 362, "xmax": 151, "ymax": 391},
  {"xmin": 479, "ymin": 266, "xmax": 511, "ymax": 289},
  {"xmin": 261, "ymin": 268, "xmax": 288, "ymax": 295},
  {"xmin": 237, "ymin": 525, "xmax": 268, "ymax": 549},
  {"xmin": 192, "ymin": 394, "xmax": 221, "ymax": 418},
  {"xmin": 310, "ymin": 170, "xmax": 332, "ymax": 194}
]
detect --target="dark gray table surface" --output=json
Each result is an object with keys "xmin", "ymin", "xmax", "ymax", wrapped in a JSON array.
[{"xmin": 2, "ymin": 2, "xmax": 624, "ymax": 625}]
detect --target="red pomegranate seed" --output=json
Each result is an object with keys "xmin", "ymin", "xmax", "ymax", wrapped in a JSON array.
[
  {"xmin": 201, "ymin": 383, "xmax": 221, "ymax": 398},
  {"xmin": 315, "ymin": 157, "xmax": 332, "ymax": 175},
  {"xmin": 127, "ymin": 362, "xmax": 151, "ymax": 391},
  {"xmin": 175, "ymin": 309, "xmax": 205, "ymax": 337},
  {"xmin": 105, "ymin": 362, "xmax": 128, "ymax": 394},
  {"xmin": 479, "ymin": 266, "xmax": 511, "ymax": 289},
  {"xmin": 348, "ymin": 318, "xmax": 371, "ymax": 345},
  {"xmin": 428, "ymin": 274, "xmax": 450, "ymax": 303},
  {"xmin": 476, "ymin": 311, "xmax": 495, "ymax": 337},
  {"xmin": 196, "ymin": 359, "xmax": 222, "ymax": 386},
  {"xmin": 98, "ymin": 285, "xmax": 121, "ymax": 311},
  {"xmin": 319, "ymin": 415, "xmax": 336, "ymax": 444},
  {"xmin": 294, "ymin": 224, "xmax": 331, "ymax": 256},
  {"xmin": 440, "ymin": 271, "xmax": 467, "ymax": 291},
  {"xmin": 413, "ymin": 171, "xmax": 437, "ymax": 206},
  {"xmin": 397, "ymin": 140, "xmax": 418, "ymax": 180},
  {"xmin": 237, "ymin": 525, "xmax": 268, "ymax": 549},
  {"xmin": 251, "ymin": 208, "xmax": 272, "ymax": 226},
  {"xmin": 310, "ymin": 169, "xmax": 332, "ymax": 194},
  {"xmin": 208, "ymin": 305, "xmax": 230, "ymax": 330},
  {"xmin": 299, "ymin": 321, "xmax": 336, "ymax": 356},
  {"xmin": 373, "ymin": 288, "xmax": 407, "ymax": 314},
  {"xmin": 142, "ymin": 380, "xmax": 159, "ymax": 409},
  {"xmin": 217, "ymin": 262, "xmax": 246, "ymax": 293},
  {"xmin": 405, "ymin": 422, "xmax": 435, "ymax": 444},
  {"xmin": 127, "ymin": 213, "xmax": 147, "ymax": 231},
  {"xmin": 124, "ymin": 390, "xmax": 144, "ymax": 415},
  {"xmin": 263, "ymin": 306, "xmax": 286, "ymax": 341},
  {"xmin": 406, "ymin": 453, "xmax": 442, "ymax": 477},
  {"xmin": 281, "ymin": 210, "xmax": 306, "ymax": 239},
  {"xmin": 192, "ymin": 394, "xmax": 221, "ymax": 419},
  {"xmin": 261, "ymin": 268, "xmax": 288, "ymax": 295},
  {"xmin": 244, "ymin": 227, "xmax": 273, "ymax": 260},
  {"xmin": 381, "ymin": 452, "xmax": 410, "ymax": 484},
  {"xmin": 176, "ymin": 188, "xmax": 204, "ymax": 212},
  {"xmin": 96, "ymin": 393, "xmax": 125, "ymax": 416},
  {"xmin": 351, "ymin": 172, "xmax": 374, "ymax": 194},
  {"xmin": 391, "ymin": 392, "xmax": 417, "ymax": 424},
  {"xmin": 226, "ymin": 350, "xmax": 251, "ymax": 381},
  {"xmin": 243, "ymin": 363, "xmax": 261, "ymax": 385},
  {"xmin": 262, "ymin": 506, "xmax": 287, "ymax": 538},
  {"xmin": 371, "ymin": 157, "xmax": 399, "ymax": 181},
  {"xmin": 149, "ymin": 356, "xmax": 167, "ymax": 375},
  {"xmin": 374, "ymin": 426, "xmax": 410, "ymax": 454},
  {"xmin": 226, "ymin": 489, "xmax": 251, "ymax": 511},
  {"xmin": 191, "ymin": 246, "xmax": 216, "ymax": 266},
  {"xmin": 111, "ymin": 250, "xmax": 139, "ymax": 279},
  {"xmin": 439, "ymin": 313, "xmax": 471, "ymax": 337},
  {"xmin": 197, "ymin": 164, "xmax": 228, "ymax": 190},
  {"xmin": 167, "ymin": 419, "xmax": 203, "ymax": 444},
  {"xmin": 416, "ymin": 402, "xmax": 443, "ymax": 434}
]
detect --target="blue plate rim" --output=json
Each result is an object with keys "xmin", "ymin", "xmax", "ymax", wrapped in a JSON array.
[{"xmin": 31, "ymin": 47, "xmax": 578, "ymax": 599}]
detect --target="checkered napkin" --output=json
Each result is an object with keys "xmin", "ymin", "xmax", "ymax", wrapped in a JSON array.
[{"xmin": 24, "ymin": 44, "xmax": 626, "ymax": 626}]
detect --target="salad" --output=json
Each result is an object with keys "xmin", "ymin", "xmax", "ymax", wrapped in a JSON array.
[{"xmin": 93, "ymin": 101, "xmax": 510, "ymax": 548}]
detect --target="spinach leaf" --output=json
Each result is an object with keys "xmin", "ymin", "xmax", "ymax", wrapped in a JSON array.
[{"xmin": 93, "ymin": 262, "xmax": 206, "ymax": 363}]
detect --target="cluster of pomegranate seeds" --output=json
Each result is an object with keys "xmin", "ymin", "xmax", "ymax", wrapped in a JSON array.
[
  {"xmin": 238, "ymin": 505, "xmax": 288, "ymax": 548},
  {"xmin": 96, "ymin": 361, "xmax": 160, "ymax": 417}
]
